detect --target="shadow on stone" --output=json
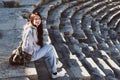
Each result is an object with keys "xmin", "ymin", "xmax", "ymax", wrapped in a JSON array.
[
  {"xmin": 0, "ymin": 32, "xmax": 3, "ymax": 39},
  {"xmin": 2, "ymin": 0, "xmax": 20, "ymax": 8}
]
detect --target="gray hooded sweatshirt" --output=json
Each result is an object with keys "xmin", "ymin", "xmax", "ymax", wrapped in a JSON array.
[{"xmin": 22, "ymin": 22, "xmax": 40, "ymax": 55}]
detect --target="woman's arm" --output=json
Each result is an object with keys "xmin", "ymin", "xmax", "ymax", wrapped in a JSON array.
[{"xmin": 22, "ymin": 28, "xmax": 34, "ymax": 55}]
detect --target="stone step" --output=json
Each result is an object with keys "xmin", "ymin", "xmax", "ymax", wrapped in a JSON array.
[
  {"xmin": 82, "ymin": 14, "xmax": 93, "ymax": 30},
  {"xmin": 112, "ymin": 40, "xmax": 120, "ymax": 52},
  {"xmin": 105, "ymin": 58, "xmax": 120, "ymax": 79},
  {"xmin": 100, "ymin": 6, "xmax": 120, "ymax": 23},
  {"xmin": 97, "ymin": 41, "xmax": 109, "ymax": 51},
  {"xmin": 64, "ymin": 36, "xmax": 86, "ymax": 60},
  {"xmin": 47, "ymin": 1, "xmax": 78, "ymax": 29},
  {"xmin": 91, "ymin": 5, "xmax": 107, "ymax": 17},
  {"xmin": 71, "ymin": 21, "xmax": 87, "ymax": 40},
  {"xmin": 100, "ymin": 22, "xmax": 110, "ymax": 39},
  {"xmin": 108, "ymin": 29, "xmax": 118, "ymax": 40},
  {"xmin": 108, "ymin": 10, "xmax": 120, "ymax": 24},
  {"xmin": 53, "ymin": 43, "xmax": 75, "ymax": 78},
  {"xmin": 83, "ymin": 29, "xmax": 98, "ymax": 47},
  {"xmin": 1, "ymin": 77, "xmax": 30, "ymax": 80},
  {"xmin": 0, "ymin": 61, "xmax": 38, "ymax": 80},
  {"xmin": 94, "ymin": 58, "xmax": 115, "ymax": 77},
  {"xmin": 39, "ymin": 0, "xmax": 62, "ymax": 20},
  {"xmin": 108, "ymin": 14, "xmax": 120, "ymax": 29},
  {"xmin": 115, "ymin": 22, "xmax": 120, "ymax": 33},
  {"xmin": 85, "ymin": 1, "xmax": 107, "ymax": 16},
  {"xmin": 72, "ymin": 0, "xmax": 93, "ymax": 20},
  {"xmin": 61, "ymin": 0, "xmax": 88, "ymax": 19},
  {"xmin": 106, "ymin": 40, "xmax": 120, "ymax": 60},
  {"xmin": 81, "ymin": 58, "xmax": 106, "ymax": 80},
  {"xmin": 91, "ymin": 19, "xmax": 101, "ymax": 32},
  {"xmin": 48, "ymin": 29, "xmax": 66, "ymax": 43},
  {"xmin": 20, "ymin": 0, "xmax": 43, "ymax": 6},
  {"xmin": 60, "ymin": 18, "xmax": 73, "ymax": 36},
  {"xmin": 68, "ymin": 55, "xmax": 91, "ymax": 80},
  {"xmin": 69, "ymin": 66, "xmax": 91, "ymax": 80},
  {"xmin": 98, "ymin": 3, "xmax": 120, "ymax": 22},
  {"xmin": 99, "ymin": 50, "xmax": 111, "ymax": 60},
  {"xmin": 82, "ymin": 45, "xmax": 94, "ymax": 57},
  {"xmin": 34, "ymin": 59, "xmax": 50, "ymax": 80},
  {"xmin": 71, "ymin": 3, "xmax": 93, "ymax": 28},
  {"xmin": 55, "ymin": 43, "xmax": 90, "ymax": 80},
  {"xmin": 73, "ymin": 1, "xmax": 105, "ymax": 23}
]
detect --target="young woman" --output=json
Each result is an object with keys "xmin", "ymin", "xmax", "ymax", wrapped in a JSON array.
[{"xmin": 22, "ymin": 11, "xmax": 65, "ymax": 78}]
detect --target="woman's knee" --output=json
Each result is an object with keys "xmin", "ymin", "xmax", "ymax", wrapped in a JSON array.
[{"xmin": 47, "ymin": 44, "xmax": 55, "ymax": 49}]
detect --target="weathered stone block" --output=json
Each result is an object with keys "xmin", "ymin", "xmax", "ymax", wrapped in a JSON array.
[
  {"xmin": 0, "ymin": 62, "xmax": 38, "ymax": 80},
  {"xmin": 81, "ymin": 58, "xmax": 106, "ymax": 79},
  {"xmin": 1, "ymin": 77, "xmax": 30, "ymax": 80},
  {"xmin": 96, "ymin": 58, "xmax": 115, "ymax": 77},
  {"xmin": 69, "ymin": 66, "xmax": 91, "ymax": 80},
  {"xmin": 106, "ymin": 59, "xmax": 120, "ymax": 78}
]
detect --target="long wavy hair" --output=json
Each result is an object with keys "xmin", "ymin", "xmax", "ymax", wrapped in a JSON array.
[{"xmin": 29, "ymin": 12, "xmax": 43, "ymax": 46}]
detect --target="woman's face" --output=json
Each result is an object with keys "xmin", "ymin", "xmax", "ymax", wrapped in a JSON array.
[{"xmin": 33, "ymin": 15, "xmax": 41, "ymax": 27}]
